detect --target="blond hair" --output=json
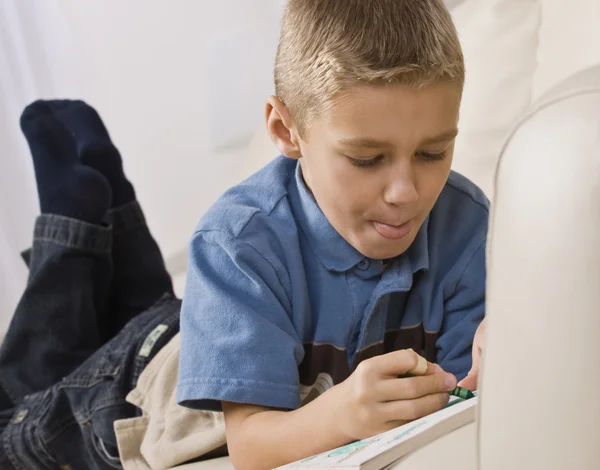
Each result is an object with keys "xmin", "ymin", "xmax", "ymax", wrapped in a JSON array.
[{"xmin": 275, "ymin": 0, "xmax": 465, "ymax": 135}]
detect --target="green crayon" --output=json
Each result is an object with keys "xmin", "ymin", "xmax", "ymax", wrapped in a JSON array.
[{"xmin": 449, "ymin": 386, "xmax": 475, "ymax": 400}]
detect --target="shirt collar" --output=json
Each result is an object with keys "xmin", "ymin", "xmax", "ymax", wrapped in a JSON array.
[
  {"xmin": 289, "ymin": 162, "xmax": 364, "ymax": 272},
  {"xmin": 405, "ymin": 215, "xmax": 430, "ymax": 273},
  {"xmin": 288, "ymin": 161, "xmax": 430, "ymax": 275}
]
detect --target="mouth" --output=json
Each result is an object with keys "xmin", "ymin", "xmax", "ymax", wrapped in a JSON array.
[{"xmin": 372, "ymin": 219, "xmax": 414, "ymax": 240}]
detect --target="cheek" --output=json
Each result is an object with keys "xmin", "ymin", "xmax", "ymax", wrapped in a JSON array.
[
  {"xmin": 416, "ymin": 163, "xmax": 452, "ymax": 206},
  {"xmin": 331, "ymin": 167, "xmax": 381, "ymax": 215},
  {"xmin": 323, "ymin": 170, "xmax": 364, "ymax": 216},
  {"xmin": 300, "ymin": 142, "xmax": 380, "ymax": 223},
  {"xmin": 322, "ymin": 170, "xmax": 376, "ymax": 226}
]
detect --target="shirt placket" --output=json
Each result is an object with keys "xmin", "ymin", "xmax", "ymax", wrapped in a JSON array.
[
  {"xmin": 350, "ymin": 266, "xmax": 416, "ymax": 369},
  {"xmin": 345, "ymin": 259, "xmax": 384, "ymax": 367}
]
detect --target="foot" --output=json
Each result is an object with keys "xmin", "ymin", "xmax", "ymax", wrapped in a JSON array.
[
  {"xmin": 20, "ymin": 101, "xmax": 112, "ymax": 224},
  {"xmin": 46, "ymin": 100, "xmax": 136, "ymax": 208}
]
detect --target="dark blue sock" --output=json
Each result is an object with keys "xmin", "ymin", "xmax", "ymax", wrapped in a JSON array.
[
  {"xmin": 20, "ymin": 101, "xmax": 112, "ymax": 224},
  {"xmin": 46, "ymin": 100, "xmax": 136, "ymax": 208}
]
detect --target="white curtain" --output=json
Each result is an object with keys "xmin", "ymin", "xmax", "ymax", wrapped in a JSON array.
[
  {"xmin": 0, "ymin": 0, "xmax": 284, "ymax": 335},
  {"xmin": 0, "ymin": 1, "xmax": 48, "ymax": 335}
]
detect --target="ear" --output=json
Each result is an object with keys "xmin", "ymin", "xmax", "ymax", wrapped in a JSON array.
[{"xmin": 265, "ymin": 96, "xmax": 302, "ymax": 160}]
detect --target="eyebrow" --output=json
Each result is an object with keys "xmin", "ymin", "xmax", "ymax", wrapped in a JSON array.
[
  {"xmin": 337, "ymin": 128, "xmax": 459, "ymax": 149},
  {"xmin": 421, "ymin": 128, "xmax": 459, "ymax": 145}
]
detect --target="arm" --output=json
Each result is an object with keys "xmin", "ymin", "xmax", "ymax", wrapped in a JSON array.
[
  {"xmin": 178, "ymin": 231, "xmax": 456, "ymax": 469},
  {"xmin": 223, "ymin": 351, "xmax": 457, "ymax": 470},
  {"xmin": 222, "ymin": 393, "xmax": 348, "ymax": 470},
  {"xmin": 177, "ymin": 230, "xmax": 304, "ymax": 412}
]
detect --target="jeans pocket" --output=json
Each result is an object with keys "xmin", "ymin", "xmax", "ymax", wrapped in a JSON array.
[
  {"xmin": 42, "ymin": 419, "xmax": 124, "ymax": 470},
  {"xmin": 89, "ymin": 403, "xmax": 136, "ymax": 469},
  {"xmin": 89, "ymin": 423, "xmax": 123, "ymax": 469}
]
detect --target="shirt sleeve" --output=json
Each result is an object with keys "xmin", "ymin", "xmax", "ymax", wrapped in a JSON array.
[
  {"xmin": 176, "ymin": 230, "xmax": 304, "ymax": 411},
  {"xmin": 436, "ymin": 239, "xmax": 486, "ymax": 380}
]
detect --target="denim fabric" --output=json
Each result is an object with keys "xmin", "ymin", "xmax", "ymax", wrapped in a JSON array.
[
  {"xmin": 0, "ymin": 201, "xmax": 177, "ymax": 469},
  {"xmin": 0, "ymin": 215, "xmax": 113, "ymax": 404},
  {"xmin": 0, "ymin": 295, "xmax": 180, "ymax": 470},
  {"xmin": 104, "ymin": 202, "xmax": 174, "ymax": 338}
]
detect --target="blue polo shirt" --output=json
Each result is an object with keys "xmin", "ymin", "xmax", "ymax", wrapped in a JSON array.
[{"xmin": 177, "ymin": 156, "xmax": 488, "ymax": 411}]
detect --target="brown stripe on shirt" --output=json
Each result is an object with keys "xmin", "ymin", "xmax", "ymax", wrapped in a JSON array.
[{"xmin": 299, "ymin": 324, "xmax": 440, "ymax": 387}]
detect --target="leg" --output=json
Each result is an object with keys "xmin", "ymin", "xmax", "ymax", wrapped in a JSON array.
[
  {"xmin": 106, "ymin": 201, "xmax": 174, "ymax": 336},
  {"xmin": 0, "ymin": 102, "xmax": 113, "ymax": 408},
  {"xmin": 47, "ymin": 100, "xmax": 174, "ymax": 337},
  {"xmin": 1, "ymin": 297, "xmax": 181, "ymax": 469}
]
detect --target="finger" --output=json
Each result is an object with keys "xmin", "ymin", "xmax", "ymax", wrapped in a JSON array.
[
  {"xmin": 401, "ymin": 360, "xmax": 442, "ymax": 377},
  {"xmin": 476, "ymin": 319, "xmax": 486, "ymax": 338},
  {"xmin": 427, "ymin": 362, "xmax": 445, "ymax": 375},
  {"xmin": 457, "ymin": 370, "xmax": 478, "ymax": 391},
  {"xmin": 457, "ymin": 341, "xmax": 482, "ymax": 390},
  {"xmin": 379, "ymin": 392, "xmax": 450, "ymax": 422},
  {"xmin": 406, "ymin": 360, "xmax": 442, "ymax": 377},
  {"xmin": 472, "ymin": 343, "xmax": 482, "ymax": 370},
  {"xmin": 367, "ymin": 349, "xmax": 435, "ymax": 377},
  {"xmin": 376, "ymin": 373, "xmax": 457, "ymax": 401}
]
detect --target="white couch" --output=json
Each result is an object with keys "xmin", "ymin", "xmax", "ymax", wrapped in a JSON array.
[{"xmin": 178, "ymin": 0, "xmax": 600, "ymax": 468}]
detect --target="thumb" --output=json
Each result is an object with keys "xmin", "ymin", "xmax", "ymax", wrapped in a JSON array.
[
  {"xmin": 457, "ymin": 369, "xmax": 478, "ymax": 391},
  {"xmin": 457, "ymin": 344, "xmax": 482, "ymax": 391}
]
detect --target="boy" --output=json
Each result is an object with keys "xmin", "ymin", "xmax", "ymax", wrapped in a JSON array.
[
  {"xmin": 0, "ymin": 1, "xmax": 485, "ymax": 468},
  {"xmin": 0, "ymin": 98, "xmax": 481, "ymax": 470},
  {"xmin": 177, "ymin": 0, "xmax": 487, "ymax": 469}
]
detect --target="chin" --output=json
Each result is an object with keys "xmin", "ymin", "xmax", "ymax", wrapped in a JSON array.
[
  {"xmin": 357, "ymin": 242, "xmax": 410, "ymax": 260},
  {"xmin": 355, "ymin": 232, "xmax": 416, "ymax": 260}
]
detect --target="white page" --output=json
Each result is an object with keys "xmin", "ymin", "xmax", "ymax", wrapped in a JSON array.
[{"xmin": 276, "ymin": 396, "xmax": 477, "ymax": 470}]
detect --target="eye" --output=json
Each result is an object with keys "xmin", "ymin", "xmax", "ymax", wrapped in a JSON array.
[
  {"xmin": 416, "ymin": 151, "xmax": 447, "ymax": 162},
  {"xmin": 347, "ymin": 154, "xmax": 384, "ymax": 168}
]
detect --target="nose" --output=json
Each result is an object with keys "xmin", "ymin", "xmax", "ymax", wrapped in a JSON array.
[{"xmin": 383, "ymin": 162, "xmax": 418, "ymax": 206}]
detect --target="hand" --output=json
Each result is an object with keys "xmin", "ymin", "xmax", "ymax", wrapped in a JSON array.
[
  {"xmin": 457, "ymin": 319, "xmax": 485, "ymax": 391},
  {"xmin": 330, "ymin": 349, "xmax": 457, "ymax": 442}
]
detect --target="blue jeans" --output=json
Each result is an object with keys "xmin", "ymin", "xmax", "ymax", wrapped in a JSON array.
[{"xmin": 0, "ymin": 202, "xmax": 180, "ymax": 469}]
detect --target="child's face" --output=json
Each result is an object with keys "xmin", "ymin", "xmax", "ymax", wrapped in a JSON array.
[{"xmin": 298, "ymin": 82, "xmax": 461, "ymax": 260}]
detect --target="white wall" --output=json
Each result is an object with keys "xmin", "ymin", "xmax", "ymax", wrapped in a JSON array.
[{"xmin": 0, "ymin": 0, "xmax": 285, "ymax": 333}]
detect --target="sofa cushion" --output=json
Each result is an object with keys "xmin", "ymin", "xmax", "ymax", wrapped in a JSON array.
[
  {"xmin": 450, "ymin": 0, "xmax": 541, "ymax": 197},
  {"xmin": 533, "ymin": 0, "xmax": 600, "ymax": 100}
]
